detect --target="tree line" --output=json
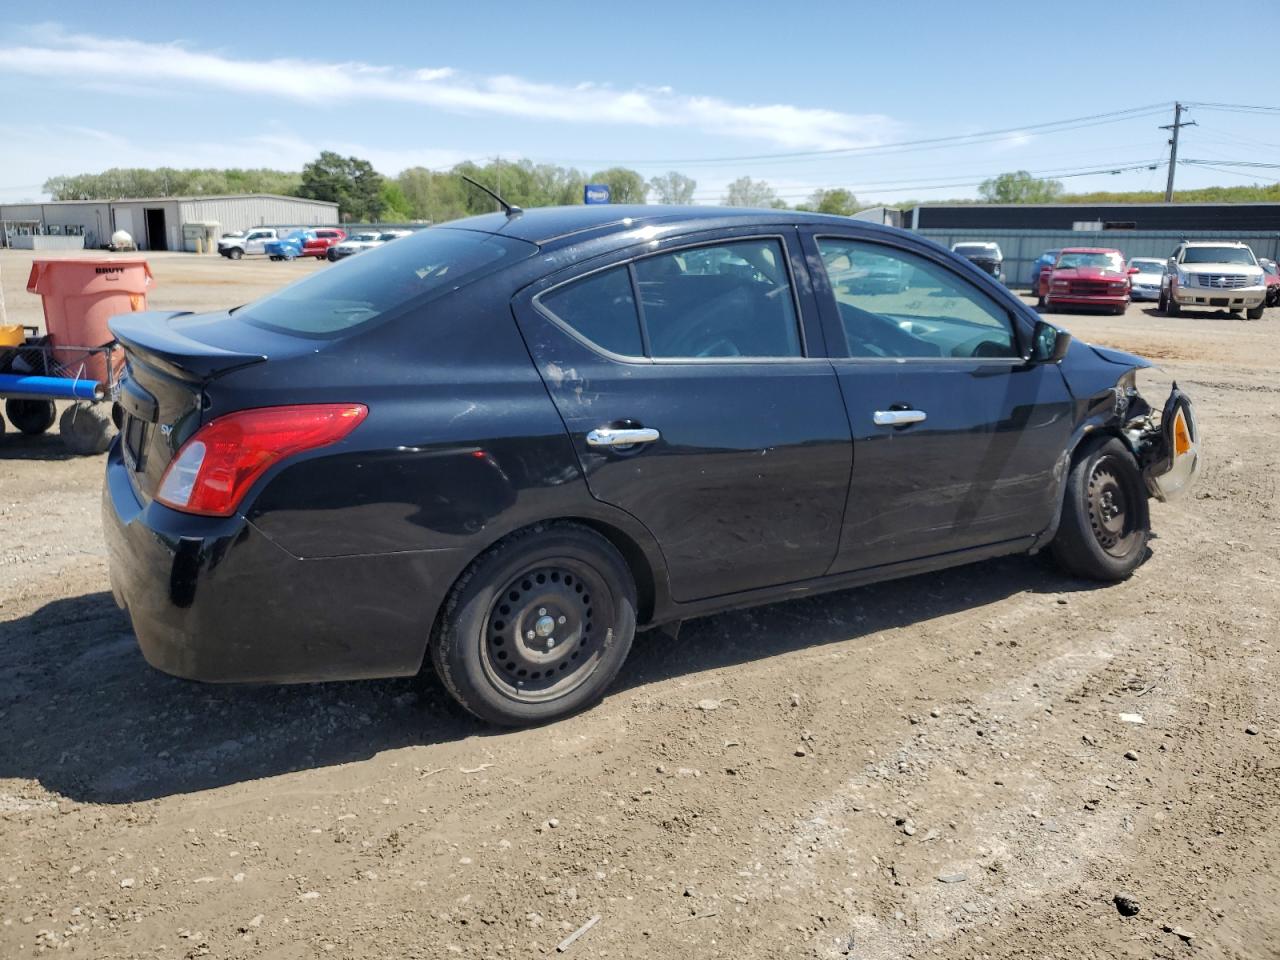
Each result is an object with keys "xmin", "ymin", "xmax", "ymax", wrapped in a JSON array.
[{"xmin": 42, "ymin": 158, "xmax": 1280, "ymax": 221}]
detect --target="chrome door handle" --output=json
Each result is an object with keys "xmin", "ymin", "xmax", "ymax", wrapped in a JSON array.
[
  {"xmin": 873, "ymin": 409, "xmax": 927, "ymax": 426},
  {"xmin": 586, "ymin": 426, "xmax": 661, "ymax": 447}
]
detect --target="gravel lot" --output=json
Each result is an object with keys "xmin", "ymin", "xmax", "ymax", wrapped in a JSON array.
[{"xmin": 2, "ymin": 247, "xmax": 1278, "ymax": 959}]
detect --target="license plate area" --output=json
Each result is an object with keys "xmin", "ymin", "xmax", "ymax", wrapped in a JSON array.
[
  {"xmin": 123, "ymin": 415, "xmax": 148, "ymax": 471},
  {"xmin": 1210, "ymin": 297, "xmax": 1228, "ymax": 307}
]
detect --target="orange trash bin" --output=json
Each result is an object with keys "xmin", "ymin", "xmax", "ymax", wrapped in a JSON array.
[{"xmin": 26, "ymin": 258, "xmax": 154, "ymax": 383}]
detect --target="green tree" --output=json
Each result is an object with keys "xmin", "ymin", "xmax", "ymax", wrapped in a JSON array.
[
  {"xmin": 721, "ymin": 176, "xmax": 779, "ymax": 208},
  {"xmin": 648, "ymin": 171, "xmax": 696, "ymax": 205},
  {"xmin": 378, "ymin": 181, "xmax": 411, "ymax": 222},
  {"xmin": 978, "ymin": 170, "xmax": 1064, "ymax": 203},
  {"xmin": 588, "ymin": 167, "xmax": 649, "ymax": 204},
  {"xmin": 797, "ymin": 187, "xmax": 859, "ymax": 216},
  {"xmin": 43, "ymin": 167, "xmax": 301, "ymax": 200},
  {"xmin": 297, "ymin": 152, "xmax": 385, "ymax": 221}
]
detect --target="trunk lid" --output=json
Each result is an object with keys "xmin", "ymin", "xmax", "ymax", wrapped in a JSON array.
[{"xmin": 110, "ymin": 310, "xmax": 280, "ymax": 502}]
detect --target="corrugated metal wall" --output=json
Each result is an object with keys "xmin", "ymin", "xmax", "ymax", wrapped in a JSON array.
[
  {"xmin": 182, "ymin": 196, "xmax": 339, "ymax": 233},
  {"xmin": 915, "ymin": 229, "xmax": 1280, "ymax": 286}
]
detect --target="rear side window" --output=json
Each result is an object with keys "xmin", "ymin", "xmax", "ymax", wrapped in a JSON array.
[
  {"xmin": 539, "ymin": 238, "xmax": 803, "ymax": 360},
  {"xmin": 240, "ymin": 228, "xmax": 537, "ymax": 337},
  {"xmin": 539, "ymin": 267, "xmax": 643, "ymax": 357},
  {"xmin": 635, "ymin": 239, "xmax": 801, "ymax": 358}
]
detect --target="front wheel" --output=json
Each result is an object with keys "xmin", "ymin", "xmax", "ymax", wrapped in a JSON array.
[
  {"xmin": 227, "ymin": 248, "xmax": 243, "ymax": 261},
  {"xmin": 1050, "ymin": 437, "xmax": 1150, "ymax": 581},
  {"xmin": 431, "ymin": 524, "xmax": 637, "ymax": 726},
  {"xmin": 1247, "ymin": 304, "xmax": 1265, "ymax": 320}
]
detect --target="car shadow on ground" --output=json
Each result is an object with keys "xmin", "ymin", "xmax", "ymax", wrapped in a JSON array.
[
  {"xmin": 0, "ymin": 555, "xmax": 1105, "ymax": 805},
  {"xmin": 0, "ymin": 432, "xmax": 84, "ymax": 461}
]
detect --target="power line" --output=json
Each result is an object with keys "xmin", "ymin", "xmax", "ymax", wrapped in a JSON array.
[{"xmin": 558, "ymin": 103, "xmax": 1173, "ymax": 169}]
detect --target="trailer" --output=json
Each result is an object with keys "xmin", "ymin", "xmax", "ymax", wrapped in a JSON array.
[{"xmin": 1, "ymin": 326, "xmax": 119, "ymax": 454}]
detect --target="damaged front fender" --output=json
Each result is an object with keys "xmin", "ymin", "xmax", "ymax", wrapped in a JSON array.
[{"xmin": 1127, "ymin": 384, "xmax": 1201, "ymax": 502}]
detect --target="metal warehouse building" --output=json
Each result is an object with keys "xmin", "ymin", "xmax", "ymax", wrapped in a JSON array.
[{"xmin": 0, "ymin": 194, "xmax": 339, "ymax": 252}]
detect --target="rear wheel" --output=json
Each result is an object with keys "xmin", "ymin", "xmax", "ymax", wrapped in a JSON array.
[
  {"xmin": 59, "ymin": 402, "xmax": 115, "ymax": 455},
  {"xmin": 431, "ymin": 524, "xmax": 637, "ymax": 726},
  {"xmin": 5, "ymin": 398, "xmax": 56, "ymax": 435},
  {"xmin": 1247, "ymin": 304, "xmax": 1265, "ymax": 320},
  {"xmin": 1050, "ymin": 437, "xmax": 1150, "ymax": 581}
]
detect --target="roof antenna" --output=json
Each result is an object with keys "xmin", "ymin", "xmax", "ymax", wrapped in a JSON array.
[{"xmin": 461, "ymin": 175, "xmax": 522, "ymax": 218}]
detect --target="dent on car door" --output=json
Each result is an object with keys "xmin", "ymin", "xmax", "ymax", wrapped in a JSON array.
[
  {"xmin": 513, "ymin": 231, "xmax": 853, "ymax": 601},
  {"xmin": 803, "ymin": 232, "xmax": 1075, "ymax": 572}
]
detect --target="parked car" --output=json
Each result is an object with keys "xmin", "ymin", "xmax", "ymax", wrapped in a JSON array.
[
  {"xmin": 264, "ymin": 230, "xmax": 317, "ymax": 261},
  {"xmin": 217, "ymin": 228, "xmax": 278, "ymax": 260},
  {"xmin": 950, "ymin": 241, "xmax": 1004, "ymax": 283},
  {"xmin": 104, "ymin": 207, "xmax": 1200, "ymax": 727},
  {"xmin": 1044, "ymin": 248, "xmax": 1132, "ymax": 315},
  {"xmin": 302, "ymin": 228, "xmax": 347, "ymax": 260},
  {"xmin": 1259, "ymin": 258, "xmax": 1280, "ymax": 307},
  {"xmin": 327, "ymin": 230, "xmax": 411, "ymax": 261},
  {"xmin": 1127, "ymin": 258, "xmax": 1167, "ymax": 302},
  {"xmin": 1031, "ymin": 248, "xmax": 1062, "ymax": 306},
  {"xmin": 1159, "ymin": 241, "xmax": 1267, "ymax": 319}
]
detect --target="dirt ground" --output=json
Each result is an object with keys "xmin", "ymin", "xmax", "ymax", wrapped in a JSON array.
[{"xmin": 2, "ymin": 248, "xmax": 1278, "ymax": 959}]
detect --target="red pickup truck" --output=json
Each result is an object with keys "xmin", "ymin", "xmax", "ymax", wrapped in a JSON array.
[
  {"xmin": 1044, "ymin": 247, "xmax": 1134, "ymax": 315},
  {"xmin": 302, "ymin": 228, "xmax": 347, "ymax": 260}
]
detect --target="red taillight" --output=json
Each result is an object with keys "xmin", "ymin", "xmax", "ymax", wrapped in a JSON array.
[{"xmin": 155, "ymin": 403, "xmax": 367, "ymax": 517}]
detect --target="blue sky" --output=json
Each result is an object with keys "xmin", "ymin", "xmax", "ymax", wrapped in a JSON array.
[{"xmin": 2, "ymin": 1, "xmax": 1277, "ymax": 205}]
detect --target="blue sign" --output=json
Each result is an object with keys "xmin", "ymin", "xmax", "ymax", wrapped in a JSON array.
[{"xmin": 584, "ymin": 183, "xmax": 611, "ymax": 205}]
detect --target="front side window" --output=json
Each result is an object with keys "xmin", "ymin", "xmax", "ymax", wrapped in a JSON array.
[
  {"xmin": 634, "ymin": 239, "xmax": 802, "ymax": 358},
  {"xmin": 817, "ymin": 238, "xmax": 1019, "ymax": 360}
]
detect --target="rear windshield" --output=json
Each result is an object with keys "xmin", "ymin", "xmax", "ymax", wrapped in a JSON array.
[
  {"xmin": 1180, "ymin": 246, "xmax": 1257, "ymax": 265},
  {"xmin": 240, "ymin": 228, "xmax": 537, "ymax": 337}
]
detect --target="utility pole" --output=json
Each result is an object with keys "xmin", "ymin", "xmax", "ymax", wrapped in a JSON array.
[{"xmin": 1161, "ymin": 102, "xmax": 1197, "ymax": 202}]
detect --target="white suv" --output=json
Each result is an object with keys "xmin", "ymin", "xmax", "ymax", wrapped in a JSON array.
[{"xmin": 1160, "ymin": 241, "xmax": 1267, "ymax": 319}]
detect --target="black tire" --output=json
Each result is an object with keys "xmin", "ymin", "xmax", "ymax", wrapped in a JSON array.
[
  {"xmin": 1113, "ymin": 304, "xmax": 1126, "ymax": 316},
  {"xmin": 431, "ymin": 523, "xmax": 637, "ymax": 727},
  {"xmin": 1165, "ymin": 293, "xmax": 1180, "ymax": 316},
  {"xmin": 327, "ymin": 248, "xmax": 339, "ymax": 262},
  {"xmin": 1050, "ymin": 437, "xmax": 1150, "ymax": 582},
  {"xmin": 59, "ymin": 402, "xmax": 115, "ymax": 455},
  {"xmin": 1247, "ymin": 304, "xmax": 1265, "ymax": 320},
  {"xmin": 5, "ymin": 398, "xmax": 56, "ymax": 435},
  {"xmin": 227, "ymin": 248, "xmax": 243, "ymax": 261}
]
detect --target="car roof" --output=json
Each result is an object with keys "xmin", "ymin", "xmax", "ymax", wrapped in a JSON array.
[
  {"xmin": 435, "ymin": 204, "xmax": 881, "ymax": 248},
  {"xmin": 1180, "ymin": 240, "xmax": 1249, "ymax": 247},
  {"xmin": 1059, "ymin": 247, "xmax": 1122, "ymax": 254}
]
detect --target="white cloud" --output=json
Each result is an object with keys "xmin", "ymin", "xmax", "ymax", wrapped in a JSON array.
[
  {"xmin": 0, "ymin": 26, "xmax": 898, "ymax": 152},
  {"xmin": 991, "ymin": 131, "xmax": 1034, "ymax": 152}
]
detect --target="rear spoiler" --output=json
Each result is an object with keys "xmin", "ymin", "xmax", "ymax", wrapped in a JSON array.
[{"xmin": 109, "ymin": 311, "xmax": 268, "ymax": 383}]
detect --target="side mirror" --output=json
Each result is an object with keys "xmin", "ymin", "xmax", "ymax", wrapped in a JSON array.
[{"xmin": 1030, "ymin": 319, "xmax": 1071, "ymax": 363}]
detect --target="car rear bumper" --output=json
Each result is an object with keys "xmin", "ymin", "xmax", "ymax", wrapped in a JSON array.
[
  {"xmin": 1172, "ymin": 285, "xmax": 1265, "ymax": 308},
  {"xmin": 103, "ymin": 441, "xmax": 457, "ymax": 683}
]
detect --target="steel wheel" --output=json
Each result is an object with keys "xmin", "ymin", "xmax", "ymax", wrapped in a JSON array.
[
  {"xmin": 1086, "ymin": 458, "xmax": 1140, "ymax": 559},
  {"xmin": 480, "ymin": 560, "xmax": 611, "ymax": 703}
]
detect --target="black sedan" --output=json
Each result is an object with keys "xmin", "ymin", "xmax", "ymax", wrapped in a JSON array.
[{"xmin": 104, "ymin": 205, "xmax": 1200, "ymax": 726}]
